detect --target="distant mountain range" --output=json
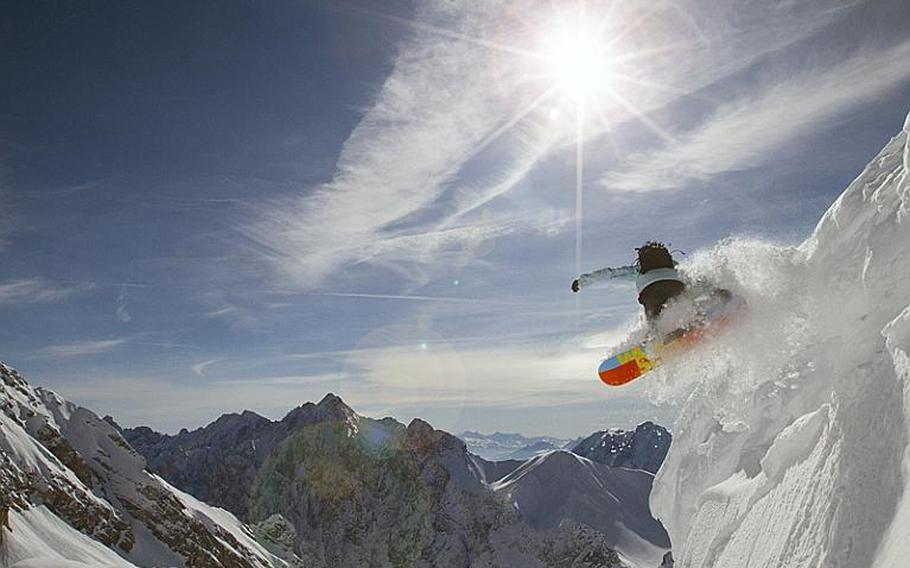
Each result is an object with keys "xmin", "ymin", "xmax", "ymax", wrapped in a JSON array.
[
  {"xmin": 459, "ymin": 422, "xmax": 671, "ymax": 475},
  {"xmin": 458, "ymin": 431, "xmax": 580, "ymax": 461},
  {"xmin": 1, "ymin": 360, "xmax": 672, "ymax": 567}
]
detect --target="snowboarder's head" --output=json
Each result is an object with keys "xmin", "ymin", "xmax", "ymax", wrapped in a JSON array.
[{"xmin": 635, "ymin": 241, "xmax": 675, "ymax": 274}]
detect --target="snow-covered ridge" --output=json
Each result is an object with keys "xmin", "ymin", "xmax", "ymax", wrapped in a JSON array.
[
  {"xmin": 0, "ymin": 362, "xmax": 282, "ymax": 568},
  {"xmin": 649, "ymin": 112, "xmax": 910, "ymax": 567}
]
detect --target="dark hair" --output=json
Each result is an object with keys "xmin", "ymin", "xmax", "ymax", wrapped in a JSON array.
[{"xmin": 635, "ymin": 241, "xmax": 675, "ymax": 273}]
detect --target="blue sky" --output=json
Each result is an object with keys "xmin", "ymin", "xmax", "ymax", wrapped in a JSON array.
[{"xmin": 2, "ymin": 0, "xmax": 909, "ymax": 437}]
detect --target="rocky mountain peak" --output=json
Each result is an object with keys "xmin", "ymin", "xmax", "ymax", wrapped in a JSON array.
[
  {"xmin": 316, "ymin": 392, "xmax": 345, "ymax": 408},
  {"xmin": 572, "ymin": 421, "xmax": 671, "ymax": 474},
  {"xmin": 405, "ymin": 417, "xmax": 466, "ymax": 454},
  {"xmin": 316, "ymin": 392, "xmax": 356, "ymax": 421}
]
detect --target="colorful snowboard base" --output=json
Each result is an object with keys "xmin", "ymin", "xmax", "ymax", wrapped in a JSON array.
[
  {"xmin": 598, "ymin": 345, "xmax": 657, "ymax": 386},
  {"xmin": 597, "ymin": 331, "xmax": 703, "ymax": 386}
]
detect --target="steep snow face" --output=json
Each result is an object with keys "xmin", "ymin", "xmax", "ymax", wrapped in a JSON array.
[{"xmin": 649, "ymin": 113, "xmax": 910, "ymax": 567}]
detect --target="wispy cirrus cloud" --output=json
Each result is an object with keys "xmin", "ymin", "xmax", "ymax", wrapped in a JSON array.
[
  {"xmin": 245, "ymin": 3, "xmax": 530, "ymax": 289},
  {"xmin": 602, "ymin": 39, "xmax": 910, "ymax": 192},
  {"xmin": 0, "ymin": 279, "xmax": 74, "ymax": 305}
]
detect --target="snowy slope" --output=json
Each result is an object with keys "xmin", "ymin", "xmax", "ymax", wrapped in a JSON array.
[
  {"xmin": 648, "ymin": 112, "xmax": 910, "ymax": 567},
  {"xmin": 4, "ymin": 506, "xmax": 135, "ymax": 568},
  {"xmin": 0, "ymin": 362, "xmax": 282, "ymax": 568}
]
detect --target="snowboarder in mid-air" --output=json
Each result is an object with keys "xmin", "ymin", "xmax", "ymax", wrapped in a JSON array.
[
  {"xmin": 573, "ymin": 241, "xmax": 740, "ymax": 386},
  {"xmin": 571, "ymin": 241, "xmax": 685, "ymax": 323}
]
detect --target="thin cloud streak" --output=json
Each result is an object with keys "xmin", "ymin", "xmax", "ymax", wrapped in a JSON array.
[
  {"xmin": 0, "ymin": 279, "xmax": 74, "ymax": 305},
  {"xmin": 603, "ymin": 40, "xmax": 910, "ymax": 192},
  {"xmin": 36, "ymin": 338, "xmax": 129, "ymax": 358},
  {"xmin": 205, "ymin": 305, "xmax": 238, "ymax": 318}
]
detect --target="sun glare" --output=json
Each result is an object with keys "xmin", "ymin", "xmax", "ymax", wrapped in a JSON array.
[{"xmin": 542, "ymin": 18, "xmax": 610, "ymax": 103}]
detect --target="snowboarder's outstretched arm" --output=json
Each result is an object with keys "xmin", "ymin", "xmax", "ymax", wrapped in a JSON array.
[{"xmin": 571, "ymin": 265, "xmax": 637, "ymax": 292}]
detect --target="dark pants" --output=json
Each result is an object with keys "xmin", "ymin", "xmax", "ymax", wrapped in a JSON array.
[{"xmin": 638, "ymin": 280, "xmax": 685, "ymax": 321}]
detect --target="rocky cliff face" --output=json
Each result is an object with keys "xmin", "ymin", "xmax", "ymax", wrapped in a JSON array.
[{"xmin": 0, "ymin": 361, "xmax": 280, "ymax": 567}]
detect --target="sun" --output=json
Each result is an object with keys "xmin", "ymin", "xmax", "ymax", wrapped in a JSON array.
[{"xmin": 541, "ymin": 14, "xmax": 611, "ymax": 104}]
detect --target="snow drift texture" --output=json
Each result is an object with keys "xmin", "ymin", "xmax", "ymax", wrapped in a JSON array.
[{"xmin": 649, "ymin": 112, "xmax": 910, "ymax": 567}]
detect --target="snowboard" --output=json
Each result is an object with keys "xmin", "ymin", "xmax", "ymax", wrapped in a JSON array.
[
  {"xmin": 597, "ymin": 330, "xmax": 704, "ymax": 386},
  {"xmin": 597, "ymin": 290, "xmax": 744, "ymax": 386}
]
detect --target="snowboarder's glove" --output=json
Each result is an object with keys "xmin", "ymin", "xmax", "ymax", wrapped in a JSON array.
[{"xmin": 571, "ymin": 279, "xmax": 580, "ymax": 293}]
